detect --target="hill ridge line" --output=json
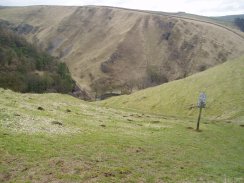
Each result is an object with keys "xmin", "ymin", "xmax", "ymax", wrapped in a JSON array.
[
  {"xmin": 92, "ymin": 5, "xmax": 244, "ymax": 40},
  {"xmin": 1, "ymin": 5, "xmax": 243, "ymax": 39}
]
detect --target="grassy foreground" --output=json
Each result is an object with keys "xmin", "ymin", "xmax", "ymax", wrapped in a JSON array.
[
  {"xmin": 101, "ymin": 57, "xmax": 244, "ymax": 123},
  {"xmin": 0, "ymin": 88, "xmax": 244, "ymax": 182}
]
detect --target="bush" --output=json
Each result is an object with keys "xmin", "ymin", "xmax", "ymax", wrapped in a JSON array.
[
  {"xmin": 234, "ymin": 18, "xmax": 244, "ymax": 32},
  {"xmin": 147, "ymin": 65, "xmax": 168, "ymax": 84}
]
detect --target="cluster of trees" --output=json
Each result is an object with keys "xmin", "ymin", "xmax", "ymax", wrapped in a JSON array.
[
  {"xmin": 0, "ymin": 27, "xmax": 74, "ymax": 93},
  {"xmin": 234, "ymin": 18, "xmax": 244, "ymax": 32},
  {"xmin": 146, "ymin": 65, "xmax": 168, "ymax": 85}
]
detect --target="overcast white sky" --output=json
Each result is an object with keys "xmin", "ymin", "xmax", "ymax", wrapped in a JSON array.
[{"xmin": 1, "ymin": 0, "xmax": 244, "ymax": 16}]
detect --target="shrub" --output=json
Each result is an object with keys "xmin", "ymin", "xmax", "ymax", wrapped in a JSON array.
[{"xmin": 234, "ymin": 18, "xmax": 244, "ymax": 32}]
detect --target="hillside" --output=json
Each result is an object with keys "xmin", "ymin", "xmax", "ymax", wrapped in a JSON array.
[
  {"xmin": 0, "ymin": 88, "xmax": 244, "ymax": 182},
  {"xmin": 213, "ymin": 14, "xmax": 244, "ymax": 28},
  {"xmin": 101, "ymin": 57, "xmax": 244, "ymax": 122},
  {"xmin": 0, "ymin": 6, "xmax": 244, "ymax": 98},
  {"xmin": 172, "ymin": 12, "xmax": 244, "ymax": 30},
  {"xmin": 0, "ymin": 27, "xmax": 74, "ymax": 93}
]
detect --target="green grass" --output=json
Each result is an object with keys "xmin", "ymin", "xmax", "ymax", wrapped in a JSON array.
[
  {"xmin": 101, "ymin": 57, "xmax": 244, "ymax": 123},
  {"xmin": 0, "ymin": 88, "xmax": 244, "ymax": 182}
]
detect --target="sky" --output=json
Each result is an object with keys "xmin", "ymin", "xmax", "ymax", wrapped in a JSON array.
[{"xmin": 1, "ymin": 0, "xmax": 244, "ymax": 16}]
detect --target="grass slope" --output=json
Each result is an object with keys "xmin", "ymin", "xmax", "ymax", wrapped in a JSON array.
[
  {"xmin": 0, "ymin": 88, "xmax": 244, "ymax": 182},
  {"xmin": 101, "ymin": 57, "xmax": 244, "ymax": 122}
]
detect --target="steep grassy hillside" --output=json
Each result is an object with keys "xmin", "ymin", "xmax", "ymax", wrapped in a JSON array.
[
  {"xmin": 0, "ymin": 27, "xmax": 74, "ymax": 93},
  {"xmin": 101, "ymin": 57, "xmax": 244, "ymax": 122},
  {"xmin": 0, "ymin": 88, "xmax": 244, "ymax": 182},
  {"xmin": 1, "ymin": 6, "xmax": 244, "ymax": 98}
]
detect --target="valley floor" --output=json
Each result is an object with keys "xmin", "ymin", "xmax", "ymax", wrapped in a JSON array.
[{"xmin": 0, "ymin": 89, "xmax": 243, "ymax": 182}]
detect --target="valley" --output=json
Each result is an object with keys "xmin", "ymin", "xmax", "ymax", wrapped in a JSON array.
[
  {"xmin": 0, "ymin": 56, "xmax": 243, "ymax": 182},
  {"xmin": 0, "ymin": 5, "xmax": 244, "ymax": 183},
  {"xmin": 1, "ymin": 6, "xmax": 244, "ymax": 99}
]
